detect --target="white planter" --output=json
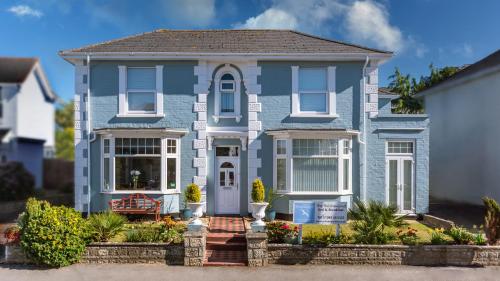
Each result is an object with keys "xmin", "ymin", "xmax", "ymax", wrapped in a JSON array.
[
  {"xmin": 187, "ymin": 202, "xmax": 205, "ymax": 229},
  {"xmin": 251, "ymin": 202, "xmax": 269, "ymax": 228}
]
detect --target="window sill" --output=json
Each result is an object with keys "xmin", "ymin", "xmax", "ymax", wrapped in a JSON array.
[
  {"xmin": 101, "ymin": 190, "xmax": 181, "ymax": 195},
  {"xmin": 289, "ymin": 113, "xmax": 339, "ymax": 118},
  {"xmin": 116, "ymin": 113, "xmax": 165, "ymax": 118},
  {"xmin": 213, "ymin": 115, "xmax": 242, "ymax": 123},
  {"xmin": 274, "ymin": 191, "xmax": 353, "ymax": 196}
]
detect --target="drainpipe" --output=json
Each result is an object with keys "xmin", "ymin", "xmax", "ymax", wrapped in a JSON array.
[
  {"xmin": 86, "ymin": 54, "xmax": 92, "ymax": 216},
  {"xmin": 359, "ymin": 56, "xmax": 370, "ymax": 202}
]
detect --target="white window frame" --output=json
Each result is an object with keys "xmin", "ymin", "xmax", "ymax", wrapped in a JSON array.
[
  {"xmin": 291, "ymin": 66, "xmax": 337, "ymax": 118},
  {"xmin": 213, "ymin": 65, "xmax": 242, "ymax": 123},
  {"xmin": 385, "ymin": 139, "xmax": 416, "ymax": 213},
  {"xmin": 100, "ymin": 134, "xmax": 181, "ymax": 194},
  {"xmin": 117, "ymin": 65, "xmax": 164, "ymax": 118},
  {"xmin": 386, "ymin": 140, "xmax": 415, "ymax": 156},
  {"xmin": 272, "ymin": 136, "xmax": 352, "ymax": 195}
]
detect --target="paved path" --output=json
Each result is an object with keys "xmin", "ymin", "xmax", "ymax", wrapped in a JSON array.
[{"xmin": 1, "ymin": 264, "xmax": 499, "ymax": 281}]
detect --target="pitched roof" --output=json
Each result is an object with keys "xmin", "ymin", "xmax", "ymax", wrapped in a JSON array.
[
  {"xmin": 416, "ymin": 49, "xmax": 500, "ymax": 96},
  {"xmin": 0, "ymin": 57, "xmax": 38, "ymax": 83},
  {"xmin": 60, "ymin": 29, "xmax": 392, "ymax": 55}
]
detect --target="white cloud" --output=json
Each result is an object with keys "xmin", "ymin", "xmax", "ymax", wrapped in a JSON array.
[
  {"xmin": 234, "ymin": 8, "xmax": 298, "ymax": 29},
  {"xmin": 345, "ymin": 1, "xmax": 403, "ymax": 52},
  {"xmin": 453, "ymin": 43, "xmax": 473, "ymax": 58},
  {"xmin": 7, "ymin": 5, "xmax": 43, "ymax": 18}
]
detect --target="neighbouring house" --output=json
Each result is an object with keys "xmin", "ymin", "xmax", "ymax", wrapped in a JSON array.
[
  {"xmin": 0, "ymin": 57, "xmax": 56, "ymax": 188},
  {"xmin": 416, "ymin": 49, "xmax": 500, "ymax": 206},
  {"xmin": 59, "ymin": 29, "xmax": 429, "ymax": 216}
]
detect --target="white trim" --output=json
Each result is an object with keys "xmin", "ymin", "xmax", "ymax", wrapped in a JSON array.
[
  {"xmin": 213, "ymin": 65, "xmax": 241, "ymax": 123},
  {"xmin": 385, "ymin": 155, "xmax": 415, "ymax": 214},
  {"xmin": 327, "ymin": 66, "xmax": 336, "ymax": 115},
  {"xmin": 215, "ymin": 153, "xmax": 240, "ymax": 214},
  {"xmin": 116, "ymin": 113, "xmax": 165, "ymax": 118},
  {"xmin": 156, "ymin": 65, "xmax": 164, "ymax": 116},
  {"xmin": 289, "ymin": 113, "xmax": 338, "ymax": 118},
  {"xmin": 291, "ymin": 66, "xmax": 299, "ymax": 115}
]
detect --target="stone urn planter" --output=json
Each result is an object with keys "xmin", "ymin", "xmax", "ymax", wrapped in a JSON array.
[
  {"xmin": 251, "ymin": 202, "xmax": 268, "ymax": 231},
  {"xmin": 187, "ymin": 202, "xmax": 205, "ymax": 230}
]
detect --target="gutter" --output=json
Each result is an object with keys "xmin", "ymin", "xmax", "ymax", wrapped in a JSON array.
[
  {"xmin": 360, "ymin": 56, "xmax": 370, "ymax": 202},
  {"xmin": 86, "ymin": 54, "xmax": 92, "ymax": 216}
]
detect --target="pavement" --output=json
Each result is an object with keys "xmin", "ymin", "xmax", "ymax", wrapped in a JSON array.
[
  {"xmin": 429, "ymin": 198, "xmax": 484, "ymax": 229},
  {"xmin": 0, "ymin": 264, "xmax": 499, "ymax": 281}
]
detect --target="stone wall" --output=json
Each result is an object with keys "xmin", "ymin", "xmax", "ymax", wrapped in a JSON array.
[
  {"xmin": 246, "ymin": 231, "xmax": 268, "ymax": 267},
  {"xmin": 183, "ymin": 229, "xmax": 206, "ymax": 266},
  {"xmin": 268, "ymin": 244, "xmax": 500, "ymax": 266},
  {"xmin": 81, "ymin": 243, "xmax": 184, "ymax": 264}
]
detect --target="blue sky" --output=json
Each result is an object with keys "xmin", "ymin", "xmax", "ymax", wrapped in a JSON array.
[{"xmin": 1, "ymin": 0, "xmax": 499, "ymax": 102}]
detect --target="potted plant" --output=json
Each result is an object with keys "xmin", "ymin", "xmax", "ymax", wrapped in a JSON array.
[
  {"xmin": 130, "ymin": 170, "xmax": 141, "ymax": 189},
  {"xmin": 180, "ymin": 191, "xmax": 192, "ymax": 221},
  {"xmin": 185, "ymin": 183, "xmax": 204, "ymax": 228},
  {"xmin": 250, "ymin": 178, "xmax": 268, "ymax": 230},
  {"xmin": 265, "ymin": 188, "xmax": 285, "ymax": 222}
]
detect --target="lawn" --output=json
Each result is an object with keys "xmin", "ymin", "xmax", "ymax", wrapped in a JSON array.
[{"xmin": 301, "ymin": 219, "xmax": 434, "ymax": 244}]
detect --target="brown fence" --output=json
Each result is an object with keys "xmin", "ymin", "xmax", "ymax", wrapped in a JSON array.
[{"xmin": 43, "ymin": 159, "xmax": 74, "ymax": 192}]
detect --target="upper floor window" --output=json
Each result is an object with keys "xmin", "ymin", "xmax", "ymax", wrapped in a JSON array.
[
  {"xmin": 387, "ymin": 141, "xmax": 414, "ymax": 155},
  {"xmin": 127, "ymin": 68, "xmax": 156, "ymax": 113},
  {"xmin": 291, "ymin": 66, "xmax": 337, "ymax": 118},
  {"xmin": 299, "ymin": 68, "xmax": 327, "ymax": 113},
  {"xmin": 118, "ymin": 65, "xmax": 164, "ymax": 117},
  {"xmin": 220, "ymin": 74, "xmax": 235, "ymax": 113}
]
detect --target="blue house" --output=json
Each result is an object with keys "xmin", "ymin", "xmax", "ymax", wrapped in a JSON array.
[
  {"xmin": 60, "ymin": 30, "xmax": 429, "ymax": 217},
  {"xmin": 0, "ymin": 57, "xmax": 56, "ymax": 188}
]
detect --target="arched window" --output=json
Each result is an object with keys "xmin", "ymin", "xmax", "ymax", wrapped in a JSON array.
[{"xmin": 220, "ymin": 73, "xmax": 235, "ymax": 113}]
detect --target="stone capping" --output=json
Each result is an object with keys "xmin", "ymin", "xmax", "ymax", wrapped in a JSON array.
[
  {"xmin": 82, "ymin": 242, "xmax": 184, "ymax": 264},
  {"xmin": 267, "ymin": 244, "xmax": 500, "ymax": 266},
  {"xmin": 246, "ymin": 230, "xmax": 268, "ymax": 267},
  {"xmin": 183, "ymin": 229, "xmax": 207, "ymax": 266},
  {"xmin": 422, "ymin": 214, "xmax": 455, "ymax": 230}
]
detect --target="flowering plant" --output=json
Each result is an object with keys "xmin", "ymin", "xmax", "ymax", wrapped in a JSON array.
[
  {"xmin": 130, "ymin": 170, "xmax": 141, "ymax": 189},
  {"xmin": 4, "ymin": 226, "xmax": 20, "ymax": 244},
  {"xmin": 267, "ymin": 221, "xmax": 299, "ymax": 244},
  {"xmin": 397, "ymin": 227, "xmax": 419, "ymax": 245}
]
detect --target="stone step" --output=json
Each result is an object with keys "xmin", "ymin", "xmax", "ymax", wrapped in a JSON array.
[
  {"xmin": 203, "ymin": 249, "xmax": 247, "ymax": 266},
  {"xmin": 206, "ymin": 241, "xmax": 247, "ymax": 251},
  {"xmin": 206, "ymin": 233, "xmax": 246, "ymax": 243}
]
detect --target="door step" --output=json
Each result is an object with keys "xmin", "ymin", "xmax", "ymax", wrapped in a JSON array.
[{"xmin": 203, "ymin": 217, "xmax": 248, "ymax": 266}]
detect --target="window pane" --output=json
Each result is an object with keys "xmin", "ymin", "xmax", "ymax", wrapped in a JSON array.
[
  {"xmin": 343, "ymin": 140, "xmax": 350, "ymax": 155},
  {"xmin": 277, "ymin": 140, "xmax": 286, "ymax": 155},
  {"xmin": 167, "ymin": 158, "xmax": 176, "ymax": 190},
  {"xmin": 228, "ymin": 171, "xmax": 234, "ymax": 186},
  {"xmin": 388, "ymin": 160, "xmax": 398, "ymax": 207},
  {"xmin": 293, "ymin": 139, "xmax": 337, "ymax": 156},
  {"xmin": 277, "ymin": 158, "xmax": 286, "ymax": 191},
  {"xmin": 221, "ymin": 73, "xmax": 234, "ymax": 80},
  {"xmin": 115, "ymin": 157, "xmax": 161, "ymax": 191},
  {"xmin": 221, "ymin": 92, "xmax": 234, "ymax": 112},
  {"xmin": 115, "ymin": 138, "xmax": 160, "ymax": 155},
  {"xmin": 388, "ymin": 141, "xmax": 414, "ymax": 154},
  {"xmin": 300, "ymin": 93, "xmax": 327, "ymax": 112},
  {"xmin": 104, "ymin": 139, "xmax": 110, "ymax": 154},
  {"xmin": 219, "ymin": 171, "xmax": 225, "ymax": 186},
  {"xmin": 167, "ymin": 139, "xmax": 176, "ymax": 154},
  {"xmin": 293, "ymin": 158, "xmax": 338, "ymax": 192},
  {"xmin": 343, "ymin": 159, "xmax": 349, "ymax": 191},
  {"xmin": 299, "ymin": 68, "xmax": 327, "ymax": 91},
  {"xmin": 127, "ymin": 68, "xmax": 156, "ymax": 89},
  {"xmin": 403, "ymin": 160, "xmax": 412, "ymax": 210},
  {"xmin": 216, "ymin": 147, "xmax": 239, "ymax": 157},
  {"xmin": 103, "ymin": 158, "xmax": 110, "ymax": 190},
  {"xmin": 221, "ymin": 82, "xmax": 234, "ymax": 91},
  {"xmin": 128, "ymin": 92, "xmax": 155, "ymax": 112}
]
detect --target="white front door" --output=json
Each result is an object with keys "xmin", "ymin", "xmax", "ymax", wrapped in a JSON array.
[
  {"xmin": 216, "ymin": 156, "xmax": 239, "ymax": 214},
  {"xmin": 386, "ymin": 157, "xmax": 414, "ymax": 213}
]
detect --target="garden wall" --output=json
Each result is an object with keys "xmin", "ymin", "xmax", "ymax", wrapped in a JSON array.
[
  {"xmin": 81, "ymin": 243, "xmax": 184, "ymax": 264},
  {"xmin": 267, "ymin": 244, "xmax": 500, "ymax": 266}
]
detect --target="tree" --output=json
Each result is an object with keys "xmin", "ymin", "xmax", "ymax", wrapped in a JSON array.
[
  {"xmin": 388, "ymin": 64, "xmax": 460, "ymax": 114},
  {"xmin": 55, "ymin": 101, "xmax": 74, "ymax": 160}
]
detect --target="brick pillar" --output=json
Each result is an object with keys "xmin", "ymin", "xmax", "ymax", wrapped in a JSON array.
[
  {"xmin": 183, "ymin": 228, "xmax": 206, "ymax": 266},
  {"xmin": 246, "ymin": 230, "xmax": 268, "ymax": 267}
]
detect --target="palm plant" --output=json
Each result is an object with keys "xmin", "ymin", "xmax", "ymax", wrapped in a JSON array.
[
  {"xmin": 348, "ymin": 199, "xmax": 406, "ymax": 244},
  {"xmin": 88, "ymin": 211, "xmax": 128, "ymax": 242}
]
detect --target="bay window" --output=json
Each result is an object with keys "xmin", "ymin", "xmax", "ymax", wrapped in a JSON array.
[
  {"xmin": 101, "ymin": 136, "xmax": 180, "ymax": 193},
  {"xmin": 273, "ymin": 137, "xmax": 351, "ymax": 194}
]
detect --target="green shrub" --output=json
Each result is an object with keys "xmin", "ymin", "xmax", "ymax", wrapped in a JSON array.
[
  {"xmin": 125, "ymin": 225, "xmax": 162, "ymax": 242},
  {"xmin": 445, "ymin": 227, "xmax": 474, "ymax": 245},
  {"xmin": 430, "ymin": 228, "xmax": 448, "ymax": 245},
  {"xmin": 159, "ymin": 224, "xmax": 186, "ymax": 244},
  {"xmin": 185, "ymin": 183, "xmax": 201, "ymax": 203},
  {"xmin": 348, "ymin": 199, "xmax": 405, "ymax": 244},
  {"xmin": 396, "ymin": 227, "xmax": 419, "ymax": 245},
  {"xmin": 266, "ymin": 222, "xmax": 298, "ymax": 244},
  {"xmin": 0, "ymin": 162, "xmax": 35, "ymax": 201},
  {"xmin": 18, "ymin": 198, "xmax": 90, "ymax": 267},
  {"xmin": 474, "ymin": 233, "xmax": 487, "ymax": 245},
  {"xmin": 251, "ymin": 178, "xmax": 265, "ymax": 203},
  {"xmin": 88, "ymin": 211, "xmax": 127, "ymax": 242},
  {"xmin": 483, "ymin": 197, "xmax": 500, "ymax": 245},
  {"xmin": 303, "ymin": 231, "xmax": 350, "ymax": 245}
]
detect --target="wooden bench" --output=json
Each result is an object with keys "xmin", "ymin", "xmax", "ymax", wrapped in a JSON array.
[{"xmin": 109, "ymin": 193, "xmax": 161, "ymax": 221}]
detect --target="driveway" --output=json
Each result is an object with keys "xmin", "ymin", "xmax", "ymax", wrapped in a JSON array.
[
  {"xmin": 0, "ymin": 264, "xmax": 499, "ymax": 281},
  {"xmin": 429, "ymin": 198, "xmax": 484, "ymax": 229}
]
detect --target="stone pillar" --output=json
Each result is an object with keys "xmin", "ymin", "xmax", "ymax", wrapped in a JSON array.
[
  {"xmin": 183, "ymin": 229, "xmax": 206, "ymax": 266},
  {"xmin": 246, "ymin": 230, "xmax": 268, "ymax": 267}
]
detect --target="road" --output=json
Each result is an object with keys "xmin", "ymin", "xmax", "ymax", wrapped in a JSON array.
[{"xmin": 1, "ymin": 264, "xmax": 499, "ymax": 281}]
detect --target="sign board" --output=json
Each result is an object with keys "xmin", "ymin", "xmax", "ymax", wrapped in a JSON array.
[
  {"xmin": 293, "ymin": 201, "xmax": 348, "ymax": 225},
  {"xmin": 316, "ymin": 202, "xmax": 348, "ymax": 224},
  {"xmin": 365, "ymin": 84, "xmax": 378, "ymax": 94},
  {"xmin": 365, "ymin": 102, "xmax": 378, "ymax": 113}
]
